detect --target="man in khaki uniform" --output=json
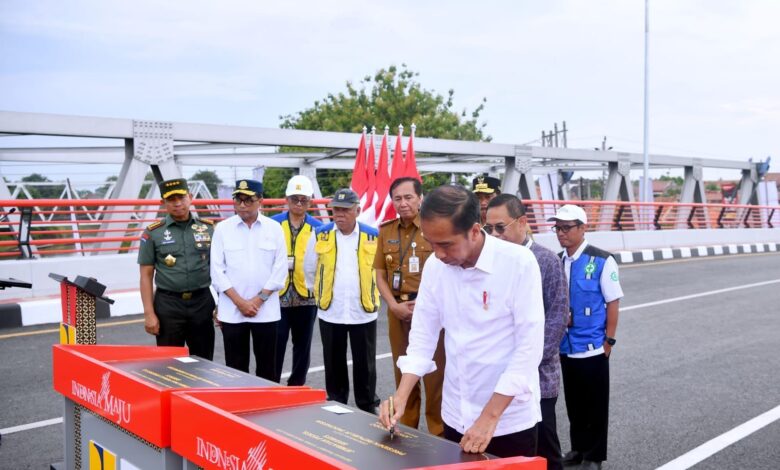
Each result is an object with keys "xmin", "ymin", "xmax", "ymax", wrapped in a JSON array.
[
  {"xmin": 138, "ymin": 178, "xmax": 215, "ymax": 360},
  {"xmin": 374, "ymin": 177, "xmax": 445, "ymax": 435}
]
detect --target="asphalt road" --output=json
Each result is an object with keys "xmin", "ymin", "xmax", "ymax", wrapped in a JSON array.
[{"xmin": 0, "ymin": 252, "xmax": 779, "ymax": 469}]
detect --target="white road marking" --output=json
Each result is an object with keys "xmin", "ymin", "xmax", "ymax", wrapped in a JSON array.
[
  {"xmin": 656, "ymin": 405, "xmax": 780, "ymax": 470},
  {"xmin": 280, "ymin": 352, "xmax": 393, "ymax": 379},
  {"xmin": 1, "ymin": 417, "xmax": 63, "ymax": 435},
  {"xmin": 8, "ymin": 277, "xmax": 779, "ymax": 440},
  {"xmin": 622, "ymin": 279, "xmax": 780, "ymax": 312},
  {"xmin": 3, "ymin": 353, "xmax": 396, "ymax": 434}
]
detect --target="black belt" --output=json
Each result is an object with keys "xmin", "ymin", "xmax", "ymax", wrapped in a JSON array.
[
  {"xmin": 156, "ymin": 287, "xmax": 209, "ymax": 300},
  {"xmin": 394, "ymin": 292, "xmax": 417, "ymax": 302}
]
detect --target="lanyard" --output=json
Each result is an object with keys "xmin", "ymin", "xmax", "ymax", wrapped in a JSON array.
[
  {"xmin": 397, "ymin": 225, "xmax": 418, "ymax": 267},
  {"xmin": 289, "ymin": 217, "xmax": 304, "ymax": 252}
]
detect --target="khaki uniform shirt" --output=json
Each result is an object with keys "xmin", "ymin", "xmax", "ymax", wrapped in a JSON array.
[
  {"xmin": 137, "ymin": 214, "xmax": 214, "ymax": 292},
  {"xmin": 373, "ymin": 215, "xmax": 433, "ymax": 297}
]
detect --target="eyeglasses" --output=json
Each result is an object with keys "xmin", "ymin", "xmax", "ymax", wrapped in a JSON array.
[
  {"xmin": 483, "ymin": 218, "xmax": 519, "ymax": 235},
  {"xmin": 288, "ymin": 196, "xmax": 311, "ymax": 206},
  {"xmin": 233, "ymin": 196, "xmax": 258, "ymax": 206},
  {"xmin": 551, "ymin": 223, "xmax": 581, "ymax": 233}
]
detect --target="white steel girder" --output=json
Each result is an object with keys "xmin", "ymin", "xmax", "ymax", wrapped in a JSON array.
[
  {"xmin": 675, "ymin": 163, "xmax": 711, "ymax": 229},
  {"xmin": 600, "ymin": 158, "xmax": 638, "ymax": 230},
  {"xmin": 0, "ymin": 110, "xmax": 766, "ymax": 252}
]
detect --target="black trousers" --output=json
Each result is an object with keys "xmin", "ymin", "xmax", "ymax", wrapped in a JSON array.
[
  {"xmin": 318, "ymin": 318, "xmax": 379, "ymax": 413},
  {"xmin": 443, "ymin": 422, "xmax": 538, "ymax": 459},
  {"xmin": 560, "ymin": 353, "xmax": 609, "ymax": 462},
  {"xmin": 221, "ymin": 321, "xmax": 278, "ymax": 381},
  {"xmin": 274, "ymin": 305, "xmax": 317, "ymax": 386},
  {"xmin": 153, "ymin": 290, "xmax": 215, "ymax": 360},
  {"xmin": 538, "ymin": 396, "xmax": 563, "ymax": 470}
]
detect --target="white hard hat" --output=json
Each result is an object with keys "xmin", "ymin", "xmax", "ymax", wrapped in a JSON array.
[
  {"xmin": 547, "ymin": 204, "xmax": 588, "ymax": 224},
  {"xmin": 285, "ymin": 175, "xmax": 314, "ymax": 197}
]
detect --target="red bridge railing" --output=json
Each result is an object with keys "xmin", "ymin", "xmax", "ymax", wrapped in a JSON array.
[{"xmin": 0, "ymin": 198, "xmax": 777, "ymax": 258}]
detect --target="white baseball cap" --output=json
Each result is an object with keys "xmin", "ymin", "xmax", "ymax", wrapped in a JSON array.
[
  {"xmin": 285, "ymin": 175, "xmax": 314, "ymax": 197},
  {"xmin": 547, "ymin": 204, "xmax": 588, "ymax": 224}
]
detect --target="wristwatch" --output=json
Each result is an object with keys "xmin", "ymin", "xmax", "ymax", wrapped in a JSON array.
[
  {"xmin": 606, "ymin": 336, "xmax": 617, "ymax": 346},
  {"xmin": 258, "ymin": 291, "xmax": 271, "ymax": 302}
]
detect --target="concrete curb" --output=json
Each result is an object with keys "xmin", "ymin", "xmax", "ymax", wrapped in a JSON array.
[
  {"xmin": 0, "ymin": 291, "xmax": 144, "ymax": 330},
  {"xmin": 614, "ymin": 242, "xmax": 778, "ymax": 264}
]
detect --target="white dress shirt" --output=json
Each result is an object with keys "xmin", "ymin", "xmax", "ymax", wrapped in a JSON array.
[
  {"xmin": 562, "ymin": 239, "xmax": 624, "ymax": 358},
  {"xmin": 210, "ymin": 213, "xmax": 288, "ymax": 324},
  {"xmin": 398, "ymin": 234, "xmax": 545, "ymax": 436},
  {"xmin": 303, "ymin": 224, "xmax": 378, "ymax": 325}
]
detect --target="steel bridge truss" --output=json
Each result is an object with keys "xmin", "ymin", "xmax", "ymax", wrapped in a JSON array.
[{"xmin": 0, "ymin": 111, "xmax": 764, "ymax": 253}]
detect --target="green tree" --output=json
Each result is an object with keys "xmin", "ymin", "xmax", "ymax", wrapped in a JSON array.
[
  {"xmin": 191, "ymin": 170, "xmax": 223, "ymax": 197},
  {"xmin": 659, "ymin": 174, "xmax": 684, "ymax": 197},
  {"xmin": 95, "ymin": 176, "xmax": 118, "ymax": 198},
  {"xmin": 263, "ymin": 168, "xmax": 295, "ymax": 198},
  {"xmin": 139, "ymin": 172, "xmax": 156, "ymax": 198},
  {"xmin": 21, "ymin": 173, "xmax": 63, "ymax": 199},
  {"xmin": 659, "ymin": 174, "xmax": 684, "ymax": 185},
  {"xmin": 94, "ymin": 173, "xmax": 155, "ymax": 198},
  {"xmin": 279, "ymin": 64, "xmax": 489, "ymax": 195}
]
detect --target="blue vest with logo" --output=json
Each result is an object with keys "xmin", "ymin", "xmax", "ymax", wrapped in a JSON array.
[{"xmin": 560, "ymin": 245, "xmax": 612, "ymax": 355}]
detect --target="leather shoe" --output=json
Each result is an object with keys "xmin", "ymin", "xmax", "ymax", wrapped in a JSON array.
[
  {"xmin": 580, "ymin": 461, "xmax": 602, "ymax": 470},
  {"xmin": 562, "ymin": 450, "xmax": 583, "ymax": 466}
]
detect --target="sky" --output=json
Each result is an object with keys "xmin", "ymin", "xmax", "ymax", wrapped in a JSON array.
[{"xmin": 1, "ymin": 0, "xmax": 778, "ymax": 187}]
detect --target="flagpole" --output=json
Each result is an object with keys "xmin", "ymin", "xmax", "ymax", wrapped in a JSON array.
[
  {"xmin": 400, "ymin": 124, "xmax": 404, "ymax": 155},
  {"xmin": 384, "ymin": 125, "xmax": 390, "ymax": 170},
  {"xmin": 642, "ymin": 0, "xmax": 650, "ymax": 204}
]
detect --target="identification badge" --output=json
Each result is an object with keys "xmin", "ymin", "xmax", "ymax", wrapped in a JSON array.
[
  {"xmin": 287, "ymin": 255, "xmax": 295, "ymax": 270},
  {"xmin": 408, "ymin": 256, "xmax": 420, "ymax": 273},
  {"xmin": 392, "ymin": 271, "xmax": 402, "ymax": 290}
]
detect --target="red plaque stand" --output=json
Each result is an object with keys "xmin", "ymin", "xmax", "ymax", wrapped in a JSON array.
[
  {"xmin": 52, "ymin": 344, "xmax": 294, "ymax": 469},
  {"xmin": 170, "ymin": 389, "xmax": 546, "ymax": 469},
  {"xmin": 53, "ymin": 344, "xmax": 545, "ymax": 470}
]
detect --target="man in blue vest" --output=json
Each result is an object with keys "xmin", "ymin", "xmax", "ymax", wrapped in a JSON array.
[{"xmin": 549, "ymin": 205, "xmax": 623, "ymax": 470}]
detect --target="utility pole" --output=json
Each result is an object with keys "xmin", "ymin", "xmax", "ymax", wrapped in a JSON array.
[
  {"xmin": 642, "ymin": 0, "xmax": 651, "ymax": 203},
  {"xmin": 541, "ymin": 121, "xmax": 568, "ymax": 148}
]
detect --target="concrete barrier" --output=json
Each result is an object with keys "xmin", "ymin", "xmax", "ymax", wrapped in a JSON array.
[{"xmin": 0, "ymin": 253, "xmax": 137, "ymax": 302}]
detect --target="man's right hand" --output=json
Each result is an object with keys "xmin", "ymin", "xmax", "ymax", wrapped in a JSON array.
[
  {"xmin": 390, "ymin": 301, "xmax": 415, "ymax": 322},
  {"xmin": 379, "ymin": 393, "xmax": 408, "ymax": 431},
  {"xmin": 144, "ymin": 312, "xmax": 160, "ymax": 335}
]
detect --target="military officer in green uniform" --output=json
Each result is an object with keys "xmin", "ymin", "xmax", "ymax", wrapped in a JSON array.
[{"xmin": 138, "ymin": 178, "xmax": 216, "ymax": 360}]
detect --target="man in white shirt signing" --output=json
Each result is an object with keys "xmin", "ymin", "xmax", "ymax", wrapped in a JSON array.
[
  {"xmin": 380, "ymin": 185, "xmax": 545, "ymax": 458},
  {"xmin": 210, "ymin": 179, "xmax": 288, "ymax": 381}
]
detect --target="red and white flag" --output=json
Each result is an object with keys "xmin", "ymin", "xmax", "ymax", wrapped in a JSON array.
[
  {"xmin": 374, "ymin": 127, "xmax": 392, "ymax": 221},
  {"xmin": 404, "ymin": 123, "xmax": 421, "ymax": 182},
  {"xmin": 349, "ymin": 124, "xmax": 421, "ymax": 226},
  {"xmin": 350, "ymin": 128, "xmax": 368, "ymax": 196},
  {"xmin": 358, "ymin": 129, "xmax": 378, "ymax": 225},
  {"xmin": 382, "ymin": 125, "xmax": 408, "ymax": 222}
]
